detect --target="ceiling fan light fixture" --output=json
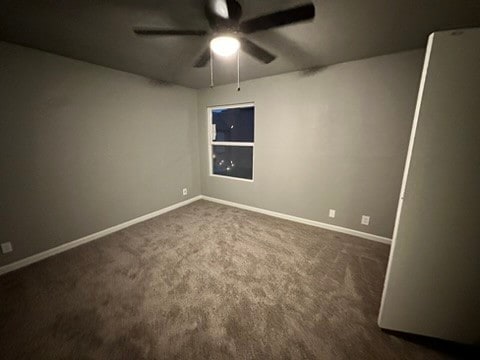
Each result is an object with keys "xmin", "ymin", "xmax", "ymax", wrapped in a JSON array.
[{"xmin": 210, "ymin": 36, "xmax": 240, "ymax": 57}]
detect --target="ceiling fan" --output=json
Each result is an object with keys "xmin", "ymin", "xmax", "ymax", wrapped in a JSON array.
[{"xmin": 133, "ymin": 0, "xmax": 315, "ymax": 68}]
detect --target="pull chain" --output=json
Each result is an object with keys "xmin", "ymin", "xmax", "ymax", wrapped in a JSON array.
[
  {"xmin": 210, "ymin": 48, "xmax": 214, "ymax": 88},
  {"xmin": 209, "ymin": 48, "xmax": 240, "ymax": 91},
  {"xmin": 236, "ymin": 50, "xmax": 241, "ymax": 91}
]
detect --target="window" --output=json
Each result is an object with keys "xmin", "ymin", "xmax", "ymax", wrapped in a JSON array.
[{"xmin": 208, "ymin": 103, "xmax": 254, "ymax": 181}]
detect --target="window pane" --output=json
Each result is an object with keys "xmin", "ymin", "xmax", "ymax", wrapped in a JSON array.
[
  {"xmin": 212, "ymin": 146, "xmax": 253, "ymax": 180},
  {"xmin": 212, "ymin": 106, "xmax": 254, "ymax": 142}
]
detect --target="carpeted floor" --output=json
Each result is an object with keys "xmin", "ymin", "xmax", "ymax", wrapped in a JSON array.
[{"xmin": 0, "ymin": 200, "xmax": 472, "ymax": 359}]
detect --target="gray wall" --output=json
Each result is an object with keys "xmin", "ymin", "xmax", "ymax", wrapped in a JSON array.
[
  {"xmin": 0, "ymin": 43, "xmax": 424, "ymax": 268},
  {"xmin": 0, "ymin": 42, "xmax": 200, "ymax": 267},
  {"xmin": 379, "ymin": 29, "xmax": 480, "ymax": 344},
  {"xmin": 197, "ymin": 50, "xmax": 424, "ymax": 238}
]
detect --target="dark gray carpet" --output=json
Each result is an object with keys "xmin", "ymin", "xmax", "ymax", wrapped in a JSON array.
[{"xmin": 0, "ymin": 200, "xmax": 467, "ymax": 359}]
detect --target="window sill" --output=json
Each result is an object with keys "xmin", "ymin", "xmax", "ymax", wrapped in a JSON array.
[{"xmin": 209, "ymin": 174, "xmax": 254, "ymax": 183}]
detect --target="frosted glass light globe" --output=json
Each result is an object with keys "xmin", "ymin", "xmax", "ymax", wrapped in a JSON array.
[{"xmin": 210, "ymin": 36, "xmax": 240, "ymax": 57}]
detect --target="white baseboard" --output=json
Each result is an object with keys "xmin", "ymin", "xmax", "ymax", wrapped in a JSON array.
[
  {"xmin": 200, "ymin": 196, "xmax": 392, "ymax": 245},
  {"xmin": 1, "ymin": 194, "xmax": 391, "ymax": 276},
  {"xmin": 0, "ymin": 195, "xmax": 202, "ymax": 276}
]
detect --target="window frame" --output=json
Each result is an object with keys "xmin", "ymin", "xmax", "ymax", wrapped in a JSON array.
[{"xmin": 207, "ymin": 102, "xmax": 255, "ymax": 182}]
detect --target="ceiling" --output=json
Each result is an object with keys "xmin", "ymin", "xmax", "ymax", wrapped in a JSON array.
[{"xmin": 1, "ymin": 0, "xmax": 479, "ymax": 88}]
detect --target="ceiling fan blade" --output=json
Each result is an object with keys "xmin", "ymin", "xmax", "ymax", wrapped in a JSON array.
[
  {"xmin": 133, "ymin": 28, "xmax": 207, "ymax": 36},
  {"xmin": 193, "ymin": 47, "xmax": 211, "ymax": 68},
  {"xmin": 239, "ymin": 3, "xmax": 315, "ymax": 34},
  {"xmin": 226, "ymin": 0, "xmax": 242, "ymax": 21},
  {"xmin": 205, "ymin": 0, "xmax": 242, "ymax": 30},
  {"xmin": 206, "ymin": 0, "xmax": 242, "ymax": 20},
  {"xmin": 240, "ymin": 38, "xmax": 276, "ymax": 64},
  {"xmin": 207, "ymin": 0, "xmax": 228, "ymax": 19}
]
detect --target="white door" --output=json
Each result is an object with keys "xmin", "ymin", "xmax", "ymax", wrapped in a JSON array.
[{"xmin": 378, "ymin": 28, "xmax": 480, "ymax": 344}]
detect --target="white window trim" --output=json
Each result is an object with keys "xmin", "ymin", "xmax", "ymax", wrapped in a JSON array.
[{"xmin": 207, "ymin": 102, "xmax": 255, "ymax": 182}]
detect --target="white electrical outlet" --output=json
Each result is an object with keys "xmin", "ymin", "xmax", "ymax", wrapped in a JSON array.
[
  {"xmin": 329, "ymin": 209, "xmax": 336, "ymax": 218},
  {"xmin": 182, "ymin": 188, "xmax": 188, "ymax": 196},
  {"xmin": 361, "ymin": 215, "xmax": 370, "ymax": 226},
  {"xmin": 1, "ymin": 242, "xmax": 13, "ymax": 254}
]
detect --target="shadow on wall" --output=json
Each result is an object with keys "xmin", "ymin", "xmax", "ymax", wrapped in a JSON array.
[
  {"xmin": 301, "ymin": 65, "xmax": 328, "ymax": 77},
  {"xmin": 146, "ymin": 78, "xmax": 175, "ymax": 88}
]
